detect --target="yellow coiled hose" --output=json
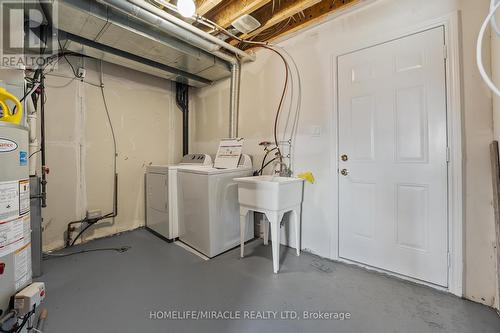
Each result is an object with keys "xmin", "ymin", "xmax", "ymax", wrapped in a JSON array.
[{"xmin": 0, "ymin": 87, "xmax": 23, "ymax": 125}]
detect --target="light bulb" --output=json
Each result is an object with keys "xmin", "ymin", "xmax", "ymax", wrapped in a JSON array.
[{"xmin": 177, "ymin": 0, "xmax": 196, "ymax": 18}]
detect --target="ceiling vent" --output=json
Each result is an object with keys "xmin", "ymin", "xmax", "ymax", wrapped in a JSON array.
[{"xmin": 231, "ymin": 14, "xmax": 261, "ymax": 34}]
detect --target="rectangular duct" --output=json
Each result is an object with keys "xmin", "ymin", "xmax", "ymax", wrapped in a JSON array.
[{"xmin": 49, "ymin": 0, "xmax": 232, "ymax": 86}]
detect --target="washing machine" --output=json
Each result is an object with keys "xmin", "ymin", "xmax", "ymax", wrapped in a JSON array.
[
  {"xmin": 145, "ymin": 154, "xmax": 212, "ymax": 241},
  {"xmin": 177, "ymin": 154, "xmax": 254, "ymax": 257}
]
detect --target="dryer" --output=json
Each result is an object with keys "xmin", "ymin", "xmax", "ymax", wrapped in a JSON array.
[
  {"xmin": 177, "ymin": 154, "xmax": 254, "ymax": 257},
  {"xmin": 145, "ymin": 154, "xmax": 212, "ymax": 241}
]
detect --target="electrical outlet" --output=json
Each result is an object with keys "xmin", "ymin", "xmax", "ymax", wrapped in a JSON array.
[
  {"xmin": 86, "ymin": 210, "xmax": 102, "ymax": 220},
  {"xmin": 77, "ymin": 67, "xmax": 86, "ymax": 79},
  {"xmin": 311, "ymin": 125, "xmax": 322, "ymax": 137}
]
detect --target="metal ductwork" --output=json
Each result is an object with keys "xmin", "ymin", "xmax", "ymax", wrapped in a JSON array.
[
  {"xmin": 47, "ymin": 0, "xmax": 245, "ymax": 135},
  {"xmin": 48, "ymin": 0, "xmax": 238, "ymax": 87}
]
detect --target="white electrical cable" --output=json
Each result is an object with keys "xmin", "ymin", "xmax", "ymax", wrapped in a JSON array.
[{"xmin": 477, "ymin": 0, "xmax": 500, "ymax": 97}]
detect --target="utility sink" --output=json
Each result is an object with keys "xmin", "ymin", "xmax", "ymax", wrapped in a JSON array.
[
  {"xmin": 234, "ymin": 176, "xmax": 305, "ymax": 211},
  {"xmin": 235, "ymin": 175, "xmax": 305, "ymax": 273}
]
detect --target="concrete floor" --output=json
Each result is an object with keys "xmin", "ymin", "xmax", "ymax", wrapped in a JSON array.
[{"xmin": 38, "ymin": 229, "xmax": 500, "ymax": 333}]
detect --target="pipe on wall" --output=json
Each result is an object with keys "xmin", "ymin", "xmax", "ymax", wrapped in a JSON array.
[
  {"xmin": 176, "ymin": 82, "xmax": 189, "ymax": 156},
  {"xmin": 229, "ymin": 61, "xmax": 241, "ymax": 138}
]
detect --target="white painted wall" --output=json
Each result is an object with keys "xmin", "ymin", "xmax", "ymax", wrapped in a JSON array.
[
  {"xmin": 42, "ymin": 58, "xmax": 183, "ymax": 251},
  {"xmin": 191, "ymin": 0, "xmax": 498, "ymax": 308}
]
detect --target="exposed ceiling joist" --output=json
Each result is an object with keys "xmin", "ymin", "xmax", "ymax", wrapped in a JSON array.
[
  {"xmin": 270, "ymin": 0, "xmax": 359, "ymax": 41},
  {"xmin": 238, "ymin": 0, "xmax": 322, "ymax": 40},
  {"xmin": 226, "ymin": 0, "xmax": 360, "ymax": 48},
  {"xmin": 210, "ymin": 0, "xmax": 272, "ymax": 28},
  {"xmin": 196, "ymin": 0, "xmax": 224, "ymax": 16}
]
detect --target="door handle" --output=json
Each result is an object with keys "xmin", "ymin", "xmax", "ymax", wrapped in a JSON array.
[
  {"xmin": 340, "ymin": 154, "xmax": 348, "ymax": 162},
  {"xmin": 340, "ymin": 169, "xmax": 349, "ymax": 176}
]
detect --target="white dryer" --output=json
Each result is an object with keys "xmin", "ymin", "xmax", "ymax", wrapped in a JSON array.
[
  {"xmin": 177, "ymin": 154, "xmax": 254, "ymax": 257},
  {"xmin": 145, "ymin": 154, "xmax": 212, "ymax": 241}
]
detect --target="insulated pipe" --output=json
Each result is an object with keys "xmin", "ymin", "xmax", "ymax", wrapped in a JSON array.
[
  {"xmin": 123, "ymin": 0, "xmax": 255, "ymax": 62},
  {"xmin": 229, "ymin": 61, "xmax": 241, "ymax": 138}
]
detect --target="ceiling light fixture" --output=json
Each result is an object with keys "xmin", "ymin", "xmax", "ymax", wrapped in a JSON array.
[{"xmin": 177, "ymin": 0, "xmax": 196, "ymax": 18}]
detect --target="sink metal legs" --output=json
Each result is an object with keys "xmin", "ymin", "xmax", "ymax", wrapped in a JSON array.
[{"xmin": 240, "ymin": 205, "xmax": 302, "ymax": 273}]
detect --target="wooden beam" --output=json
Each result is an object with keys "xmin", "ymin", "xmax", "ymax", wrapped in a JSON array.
[
  {"xmin": 210, "ymin": 0, "xmax": 272, "ymax": 28},
  {"xmin": 239, "ymin": 0, "xmax": 322, "ymax": 40},
  {"xmin": 196, "ymin": 0, "xmax": 224, "ymax": 16}
]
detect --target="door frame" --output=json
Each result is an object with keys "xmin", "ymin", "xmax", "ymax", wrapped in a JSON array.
[{"xmin": 330, "ymin": 12, "xmax": 463, "ymax": 297}]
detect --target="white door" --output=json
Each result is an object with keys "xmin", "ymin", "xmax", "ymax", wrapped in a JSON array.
[{"xmin": 338, "ymin": 27, "xmax": 449, "ymax": 287}]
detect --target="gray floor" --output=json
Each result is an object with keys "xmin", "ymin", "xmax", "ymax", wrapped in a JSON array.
[{"xmin": 38, "ymin": 229, "xmax": 500, "ymax": 333}]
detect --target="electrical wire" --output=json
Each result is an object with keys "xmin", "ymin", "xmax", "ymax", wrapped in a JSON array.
[
  {"xmin": 477, "ymin": 0, "xmax": 500, "ymax": 97},
  {"xmin": 69, "ymin": 221, "xmax": 95, "ymax": 247},
  {"xmin": 62, "ymin": 60, "xmax": 119, "ymax": 247},
  {"xmin": 10, "ymin": 82, "xmax": 40, "ymax": 113},
  {"xmin": 99, "ymin": 60, "xmax": 118, "ymax": 167},
  {"xmin": 43, "ymin": 246, "xmax": 131, "ymax": 259},
  {"xmin": 29, "ymin": 150, "xmax": 41, "ymax": 159},
  {"xmin": 99, "ymin": 60, "xmax": 119, "ymax": 224},
  {"xmin": 57, "ymin": 39, "xmax": 79, "ymax": 78}
]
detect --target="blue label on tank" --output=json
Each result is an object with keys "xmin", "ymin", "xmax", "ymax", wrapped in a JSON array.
[{"xmin": 19, "ymin": 151, "xmax": 27, "ymax": 166}]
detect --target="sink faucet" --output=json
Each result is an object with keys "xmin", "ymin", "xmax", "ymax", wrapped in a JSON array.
[{"xmin": 272, "ymin": 160, "xmax": 292, "ymax": 177}]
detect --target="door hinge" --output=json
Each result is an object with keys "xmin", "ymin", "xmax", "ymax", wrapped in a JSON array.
[
  {"xmin": 446, "ymin": 147, "xmax": 451, "ymax": 163},
  {"xmin": 443, "ymin": 45, "xmax": 448, "ymax": 60},
  {"xmin": 447, "ymin": 252, "xmax": 451, "ymax": 268}
]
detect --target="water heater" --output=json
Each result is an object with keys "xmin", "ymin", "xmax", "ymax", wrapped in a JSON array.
[{"xmin": 0, "ymin": 121, "xmax": 32, "ymax": 318}]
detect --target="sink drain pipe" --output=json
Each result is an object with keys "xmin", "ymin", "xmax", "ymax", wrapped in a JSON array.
[{"xmin": 176, "ymin": 82, "xmax": 189, "ymax": 155}]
